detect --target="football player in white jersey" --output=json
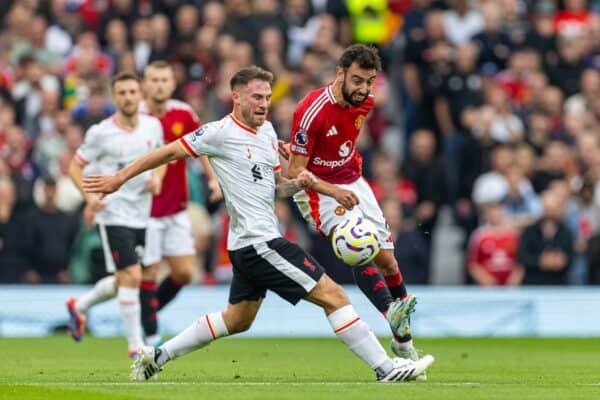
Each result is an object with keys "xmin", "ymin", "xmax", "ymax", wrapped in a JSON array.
[
  {"xmin": 83, "ymin": 66, "xmax": 434, "ymax": 382},
  {"xmin": 66, "ymin": 72, "xmax": 164, "ymax": 357}
]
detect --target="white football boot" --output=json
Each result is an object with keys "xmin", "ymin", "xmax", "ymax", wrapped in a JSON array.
[{"xmin": 376, "ymin": 355, "xmax": 435, "ymax": 382}]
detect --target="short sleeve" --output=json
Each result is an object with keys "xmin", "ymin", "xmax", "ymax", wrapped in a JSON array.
[
  {"xmin": 179, "ymin": 123, "xmax": 222, "ymax": 158},
  {"xmin": 290, "ymin": 102, "xmax": 321, "ymax": 157},
  {"xmin": 75, "ymin": 124, "xmax": 103, "ymax": 165}
]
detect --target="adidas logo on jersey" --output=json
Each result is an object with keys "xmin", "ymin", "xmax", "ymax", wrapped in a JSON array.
[{"xmin": 326, "ymin": 126, "xmax": 338, "ymax": 137}]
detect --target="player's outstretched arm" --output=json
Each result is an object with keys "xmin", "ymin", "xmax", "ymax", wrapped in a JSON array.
[
  {"xmin": 287, "ymin": 151, "xmax": 359, "ymax": 209},
  {"xmin": 83, "ymin": 141, "xmax": 188, "ymax": 195},
  {"xmin": 275, "ymin": 170, "xmax": 316, "ymax": 198}
]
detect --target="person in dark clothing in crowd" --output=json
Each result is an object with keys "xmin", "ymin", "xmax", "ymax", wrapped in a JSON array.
[
  {"xmin": 25, "ymin": 177, "xmax": 79, "ymax": 283},
  {"xmin": 401, "ymin": 129, "xmax": 446, "ymax": 244},
  {"xmin": 383, "ymin": 198, "xmax": 430, "ymax": 284},
  {"xmin": 0, "ymin": 175, "xmax": 30, "ymax": 283},
  {"xmin": 518, "ymin": 189, "xmax": 574, "ymax": 285}
]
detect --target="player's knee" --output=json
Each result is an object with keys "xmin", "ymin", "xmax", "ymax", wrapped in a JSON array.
[{"xmin": 119, "ymin": 265, "xmax": 142, "ymax": 287}]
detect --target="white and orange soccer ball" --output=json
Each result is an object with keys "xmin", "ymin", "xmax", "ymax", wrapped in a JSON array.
[{"xmin": 331, "ymin": 216, "xmax": 380, "ymax": 266}]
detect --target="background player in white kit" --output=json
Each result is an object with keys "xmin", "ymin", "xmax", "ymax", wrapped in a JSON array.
[
  {"xmin": 71, "ymin": 61, "xmax": 224, "ymax": 347},
  {"xmin": 66, "ymin": 72, "xmax": 164, "ymax": 357},
  {"xmin": 83, "ymin": 66, "xmax": 434, "ymax": 382}
]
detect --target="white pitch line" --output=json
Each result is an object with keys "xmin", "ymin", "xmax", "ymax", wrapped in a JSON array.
[{"xmin": 3, "ymin": 381, "xmax": 483, "ymax": 387}]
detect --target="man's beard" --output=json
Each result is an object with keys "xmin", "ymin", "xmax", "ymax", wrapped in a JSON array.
[{"xmin": 341, "ymin": 79, "xmax": 368, "ymax": 107}]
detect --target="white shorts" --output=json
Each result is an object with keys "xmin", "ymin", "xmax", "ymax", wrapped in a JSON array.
[
  {"xmin": 293, "ymin": 177, "xmax": 394, "ymax": 249},
  {"xmin": 143, "ymin": 210, "xmax": 196, "ymax": 266}
]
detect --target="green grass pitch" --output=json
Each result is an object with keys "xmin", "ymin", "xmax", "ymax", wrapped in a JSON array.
[{"xmin": 0, "ymin": 336, "xmax": 598, "ymax": 400}]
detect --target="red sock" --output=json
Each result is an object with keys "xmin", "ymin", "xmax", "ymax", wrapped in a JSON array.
[{"xmin": 384, "ymin": 272, "xmax": 407, "ymax": 300}]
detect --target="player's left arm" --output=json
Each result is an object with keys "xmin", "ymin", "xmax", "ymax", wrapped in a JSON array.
[
  {"xmin": 274, "ymin": 169, "xmax": 316, "ymax": 198},
  {"xmin": 83, "ymin": 141, "xmax": 188, "ymax": 195}
]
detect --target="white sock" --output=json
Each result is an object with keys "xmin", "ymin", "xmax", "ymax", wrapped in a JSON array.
[
  {"xmin": 76, "ymin": 275, "xmax": 117, "ymax": 314},
  {"xmin": 118, "ymin": 286, "xmax": 144, "ymax": 352},
  {"xmin": 328, "ymin": 305, "xmax": 392, "ymax": 373},
  {"xmin": 161, "ymin": 312, "xmax": 229, "ymax": 365}
]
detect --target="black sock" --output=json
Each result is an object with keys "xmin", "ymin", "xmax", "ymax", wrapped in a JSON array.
[
  {"xmin": 351, "ymin": 265, "xmax": 393, "ymax": 313},
  {"xmin": 140, "ymin": 281, "xmax": 158, "ymax": 337},
  {"xmin": 156, "ymin": 275, "xmax": 185, "ymax": 311}
]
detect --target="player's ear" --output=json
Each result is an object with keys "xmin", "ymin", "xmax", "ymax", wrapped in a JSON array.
[
  {"xmin": 335, "ymin": 66, "xmax": 345, "ymax": 80},
  {"xmin": 232, "ymin": 89, "xmax": 240, "ymax": 105}
]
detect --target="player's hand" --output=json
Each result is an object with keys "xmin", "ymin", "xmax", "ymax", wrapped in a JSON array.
[
  {"xmin": 83, "ymin": 174, "xmax": 123, "ymax": 195},
  {"xmin": 146, "ymin": 174, "xmax": 163, "ymax": 195},
  {"xmin": 278, "ymin": 140, "xmax": 290, "ymax": 161},
  {"xmin": 208, "ymin": 178, "xmax": 223, "ymax": 202},
  {"xmin": 296, "ymin": 170, "xmax": 317, "ymax": 189},
  {"xmin": 333, "ymin": 188, "xmax": 359, "ymax": 210}
]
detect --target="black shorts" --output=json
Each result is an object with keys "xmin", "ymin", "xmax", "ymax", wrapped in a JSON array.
[
  {"xmin": 228, "ymin": 238, "xmax": 325, "ymax": 305},
  {"xmin": 99, "ymin": 224, "xmax": 146, "ymax": 271}
]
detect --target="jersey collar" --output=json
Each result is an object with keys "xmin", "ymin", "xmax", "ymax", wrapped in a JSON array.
[{"xmin": 229, "ymin": 114, "xmax": 257, "ymax": 135}]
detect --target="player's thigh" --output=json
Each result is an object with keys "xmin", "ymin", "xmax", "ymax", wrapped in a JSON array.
[
  {"xmin": 293, "ymin": 188, "xmax": 362, "ymax": 237},
  {"xmin": 305, "ymin": 274, "xmax": 350, "ymax": 314},
  {"xmin": 222, "ymin": 299, "xmax": 263, "ymax": 334},
  {"xmin": 354, "ymin": 178, "xmax": 394, "ymax": 250},
  {"xmin": 142, "ymin": 217, "xmax": 165, "ymax": 267}
]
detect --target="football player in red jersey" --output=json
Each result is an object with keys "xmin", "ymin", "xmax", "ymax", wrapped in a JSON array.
[
  {"xmin": 137, "ymin": 61, "xmax": 222, "ymax": 345},
  {"xmin": 280, "ymin": 45, "xmax": 425, "ymax": 367}
]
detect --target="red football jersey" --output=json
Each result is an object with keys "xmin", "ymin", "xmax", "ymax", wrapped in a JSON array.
[
  {"xmin": 140, "ymin": 99, "xmax": 200, "ymax": 217},
  {"xmin": 468, "ymin": 226, "xmax": 520, "ymax": 285},
  {"xmin": 290, "ymin": 84, "xmax": 374, "ymax": 184}
]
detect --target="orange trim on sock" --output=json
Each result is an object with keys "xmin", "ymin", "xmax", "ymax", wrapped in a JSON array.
[
  {"xmin": 334, "ymin": 317, "xmax": 360, "ymax": 334},
  {"xmin": 205, "ymin": 314, "xmax": 217, "ymax": 339}
]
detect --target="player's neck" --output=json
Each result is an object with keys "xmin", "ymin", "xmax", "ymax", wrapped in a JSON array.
[
  {"xmin": 231, "ymin": 109, "xmax": 258, "ymax": 130},
  {"xmin": 114, "ymin": 112, "xmax": 139, "ymax": 131},
  {"xmin": 331, "ymin": 80, "xmax": 349, "ymax": 108},
  {"xmin": 146, "ymin": 99, "xmax": 168, "ymax": 118}
]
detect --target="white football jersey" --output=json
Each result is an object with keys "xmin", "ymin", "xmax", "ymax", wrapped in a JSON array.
[
  {"xmin": 75, "ymin": 115, "xmax": 164, "ymax": 228},
  {"xmin": 180, "ymin": 114, "xmax": 282, "ymax": 250}
]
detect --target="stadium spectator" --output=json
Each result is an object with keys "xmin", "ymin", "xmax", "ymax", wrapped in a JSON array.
[
  {"xmin": 401, "ymin": 129, "xmax": 446, "ymax": 244},
  {"xmin": 26, "ymin": 176, "xmax": 78, "ymax": 284},
  {"xmin": 518, "ymin": 190, "xmax": 574, "ymax": 285},
  {"xmin": 467, "ymin": 200, "xmax": 523, "ymax": 286},
  {"xmin": 383, "ymin": 197, "xmax": 430, "ymax": 284},
  {"xmin": 0, "ymin": 174, "xmax": 30, "ymax": 283}
]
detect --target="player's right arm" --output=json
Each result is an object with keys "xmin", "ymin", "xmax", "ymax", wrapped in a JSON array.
[
  {"xmin": 69, "ymin": 125, "xmax": 106, "ymax": 226},
  {"xmin": 287, "ymin": 153, "xmax": 359, "ymax": 209},
  {"xmin": 287, "ymin": 101, "xmax": 359, "ymax": 209}
]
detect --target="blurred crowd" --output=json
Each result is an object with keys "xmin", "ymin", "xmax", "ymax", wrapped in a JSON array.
[{"xmin": 2, "ymin": 0, "xmax": 600, "ymax": 286}]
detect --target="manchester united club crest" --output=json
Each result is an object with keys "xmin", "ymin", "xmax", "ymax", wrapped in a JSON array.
[
  {"xmin": 172, "ymin": 122, "xmax": 184, "ymax": 137},
  {"xmin": 354, "ymin": 115, "xmax": 365, "ymax": 130},
  {"xmin": 335, "ymin": 205, "xmax": 346, "ymax": 216}
]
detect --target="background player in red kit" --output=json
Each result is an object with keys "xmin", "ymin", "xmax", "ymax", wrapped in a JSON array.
[
  {"xmin": 138, "ymin": 61, "xmax": 222, "ymax": 345},
  {"xmin": 280, "ymin": 45, "xmax": 424, "ymax": 366}
]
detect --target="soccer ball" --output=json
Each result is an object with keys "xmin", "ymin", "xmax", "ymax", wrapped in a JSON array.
[{"xmin": 331, "ymin": 216, "xmax": 380, "ymax": 266}]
